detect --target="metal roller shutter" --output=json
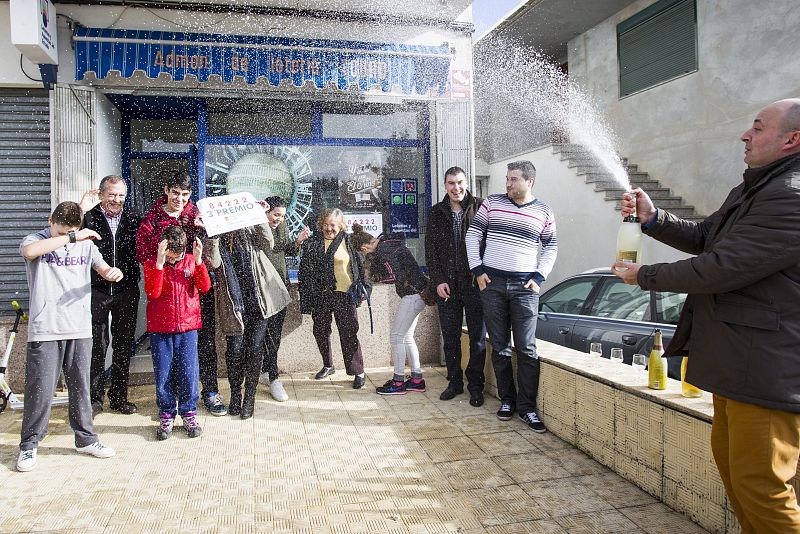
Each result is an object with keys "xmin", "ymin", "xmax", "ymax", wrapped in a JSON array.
[{"xmin": 0, "ymin": 89, "xmax": 51, "ymax": 315}]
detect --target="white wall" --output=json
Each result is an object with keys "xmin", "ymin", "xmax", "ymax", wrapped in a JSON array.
[
  {"xmin": 487, "ymin": 145, "xmax": 688, "ymax": 288},
  {"xmin": 0, "ymin": 2, "xmax": 45, "ymax": 87},
  {"xmin": 567, "ymin": 0, "xmax": 800, "ymax": 216},
  {"xmin": 94, "ymin": 90, "xmax": 121, "ymax": 181}
]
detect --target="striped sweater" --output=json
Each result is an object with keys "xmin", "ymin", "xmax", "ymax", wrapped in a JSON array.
[{"xmin": 465, "ymin": 194, "xmax": 557, "ymax": 285}]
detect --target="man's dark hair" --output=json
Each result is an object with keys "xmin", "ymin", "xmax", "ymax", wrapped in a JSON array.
[
  {"xmin": 99, "ymin": 175, "xmax": 126, "ymax": 192},
  {"xmin": 165, "ymin": 171, "xmax": 191, "ymax": 191},
  {"xmin": 507, "ymin": 160, "xmax": 537, "ymax": 181},
  {"xmin": 444, "ymin": 166, "xmax": 467, "ymax": 181},
  {"xmin": 160, "ymin": 225, "xmax": 187, "ymax": 253},
  {"xmin": 781, "ymin": 103, "xmax": 800, "ymax": 134},
  {"xmin": 51, "ymin": 201, "xmax": 83, "ymax": 228},
  {"xmin": 265, "ymin": 196, "xmax": 287, "ymax": 211}
]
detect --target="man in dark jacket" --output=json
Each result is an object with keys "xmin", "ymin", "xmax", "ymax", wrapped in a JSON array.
[
  {"xmin": 424, "ymin": 166, "xmax": 486, "ymax": 406},
  {"xmin": 612, "ymin": 98, "xmax": 800, "ymax": 532},
  {"xmin": 82, "ymin": 175, "xmax": 141, "ymax": 415}
]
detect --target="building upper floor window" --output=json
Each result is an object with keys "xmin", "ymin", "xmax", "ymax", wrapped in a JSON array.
[{"xmin": 617, "ymin": 0, "xmax": 697, "ymax": 97}]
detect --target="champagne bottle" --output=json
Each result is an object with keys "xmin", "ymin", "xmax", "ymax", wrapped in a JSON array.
[
  {"xmin": 615, "ymin": 211, "xmax": 642, "ymax": 272},
  {"xmin": 681, "ymin": 357, "xmax": 702, "ymax": 398},
  {"xmin": 648, "ymin": 329, "xmax": 667, "ymax": 390}
]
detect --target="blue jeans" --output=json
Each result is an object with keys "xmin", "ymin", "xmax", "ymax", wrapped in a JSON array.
[
  {"xmin": 437, "ymin": 284, "xmax": 486, "ymax": 393},
  {"xmin": 151, "ymin": 331, "xmax": 200, "ymax": 415},
  {"xmin": 480, "ymin": 276, "xmax": 540, "ymax": 414}
]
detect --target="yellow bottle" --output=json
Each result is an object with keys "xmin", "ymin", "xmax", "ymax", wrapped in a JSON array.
[
  {"xmin": 681, "ymin": 357, "xmax": 702, "ymax": 398},
  {"xmin": 615, "ymin": 213, "xmax": 642, "ymax": 272},
  {"xmin": 648, "ymin": 329, "xmax": 667, "ymax": 390}
]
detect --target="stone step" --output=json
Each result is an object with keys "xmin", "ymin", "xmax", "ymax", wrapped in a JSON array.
[{"xmin": 604, "ymin": 188, "xmax": 673, "ymax": 200}]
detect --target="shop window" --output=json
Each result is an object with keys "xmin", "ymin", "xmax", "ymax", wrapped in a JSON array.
[
  {"xmin": 617, "ymin": 0, "xmax": 697, "ymax": 97},
  {"xmin": 203, "ymin": 143, "xmax": 427, "ymax": 271},
  {"xmin": 130, "ymin": 120, "xmax": 196, "ymax": 152},
  {"xmin": 207, "ymin": 113, "xmax": 312, "ymax": 138}
]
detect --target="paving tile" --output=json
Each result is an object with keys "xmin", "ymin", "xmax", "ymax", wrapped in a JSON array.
[
  {"xmin": 619, "ymin": 502, "xmax": 711, "ymax": 534},
  {"xmin": 519, "ymin": 478, "xmax": 615, "ymax": 518},
  {"xmin": 0, "ymin": 366, "xmax": 708, "ymax": 533},
  {"xmin": 554, "ymin": 510, "xmax": 640, "ymax": 533},
  {"xmin": 470, "ymin": 431, "xmax": 540, "ymax": 456},
  {"xmin": 437, "ymin": 458, "xmax": 514, "ymax": 490},
  {"xmin": 493, "ymin": 452, "xmax": 572, "ymax": 484},
  {"xmin": 418, "ymin": 435, "xmax": 486, "ymax": 463}
]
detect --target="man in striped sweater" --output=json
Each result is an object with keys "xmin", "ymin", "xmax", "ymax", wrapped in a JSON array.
[{"xmin": 465, "ymin": 160, "xmax": 557, "ymax": 433}]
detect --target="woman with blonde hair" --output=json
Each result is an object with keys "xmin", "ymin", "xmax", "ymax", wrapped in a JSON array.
[{"xmin": 298, "ymin": 208, "xmax": 369, "ymax": 389}]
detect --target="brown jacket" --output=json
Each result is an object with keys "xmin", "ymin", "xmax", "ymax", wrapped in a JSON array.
[
  {"xmin": 204, "ymin": 224, "xmax": 291, "ymax": 336},
  {"xmin": 637, "ymin": 153, "xmax": 800, "ymax": 412}
]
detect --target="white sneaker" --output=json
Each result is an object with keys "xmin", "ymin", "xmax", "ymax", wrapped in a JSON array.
[
  {"xmin": 16, "ymin": 448, "xmax": 37, "ymax": 472},
  {"xmin": 76, "ymin": 441, "xmax": 116, "ymax": 459},
  {"xmin": 269, "ymin": 379, "xmax": 289, "ymax": 402},
  {"xmin": 259, "ymin": 372, "xmax": 271, "ymax": 386}
]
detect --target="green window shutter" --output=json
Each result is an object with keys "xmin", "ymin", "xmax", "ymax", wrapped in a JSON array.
[{"xmin": 618, "ymin": 0, "xmax": 697, "ymax": 97}]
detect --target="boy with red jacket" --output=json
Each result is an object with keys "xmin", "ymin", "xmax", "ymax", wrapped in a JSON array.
[{"xmin": 144, "ymin": 226, "xmax": 211, "ymax": 440}]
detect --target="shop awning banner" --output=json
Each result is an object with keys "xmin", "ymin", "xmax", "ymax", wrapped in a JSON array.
[{"xmin": 73, "ymin": 27, "xmax": 452, "ymax": 95}]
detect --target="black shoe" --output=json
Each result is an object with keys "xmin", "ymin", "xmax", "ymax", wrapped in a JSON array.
[
  {"xmin": 519, "ymin": 411, "xmax": 547, "ymax": 433},
  {"xmin": 439, "ymin": 385, "xmax": 464, "ymax": 401},
  {"xmin": 469, "ymin": 391, "xmax": 484, "ymax": 407},
  {"xmin": 315, "ymin": 366, "xmax": 335, "ymax": 380},
  {"xmin": 109, "ymin": 401, "xmax": 138, "ymax": 415},
  {"xmin": 353, "ymin": 375, "xmax": 366, "ymax": 389},
  {"xmin": 497, "ymin": 403, "xmax": 514, "ymax": 421},
  {"xmin": 91, "ymin": 401, "xmax": 103, "ymax": 417}
]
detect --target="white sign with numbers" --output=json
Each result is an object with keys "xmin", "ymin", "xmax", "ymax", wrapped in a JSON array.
[
  {"xmin": 343, "ymin": 213, "xmax": 383, "ymax": 237},
  {"xmin": 197, "ymin": 192, "xmax": 267, "ymax": 237}
]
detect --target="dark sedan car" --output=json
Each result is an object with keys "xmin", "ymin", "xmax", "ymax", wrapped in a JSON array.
[{"xmin": 536, "ymin": 269, "xmax": 686, "ymax": 379}]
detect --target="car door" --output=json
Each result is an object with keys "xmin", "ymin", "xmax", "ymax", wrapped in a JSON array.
[
  {"xmin": 537, "ymin": 275, "xmax": 601, "ymax": 349},
  {"xmin": 570, "ymin": 276, "xmax": 656, "ymax": 363}
]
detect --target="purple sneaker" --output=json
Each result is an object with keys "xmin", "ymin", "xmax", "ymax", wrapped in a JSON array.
[
  {"xmin": 157, "ymin": 412, "xmax": 174, "ymax": 441},
  {"xmin": 181, "ymin": 411, "xmax": 203, "ymax": 438}
]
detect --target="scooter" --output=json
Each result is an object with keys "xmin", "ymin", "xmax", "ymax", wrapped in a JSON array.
[{"xmin": 0, "ymin": 301, "xmax": 69, "ymax": 413}]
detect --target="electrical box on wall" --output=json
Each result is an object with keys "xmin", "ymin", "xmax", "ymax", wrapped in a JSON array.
[{"xmin": 10, "ymin": 0, "xmax": 59, "ymax": 65}]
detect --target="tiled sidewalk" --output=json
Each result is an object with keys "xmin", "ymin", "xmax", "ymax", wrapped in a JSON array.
[{"xmin": 0, "ymin": 367, "xmax": 709, "ymax": 533}]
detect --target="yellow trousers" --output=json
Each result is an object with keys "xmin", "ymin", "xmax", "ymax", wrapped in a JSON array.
[{"xmin": 711, "ymin": 395, "xmax": 800, "ymax": 533}]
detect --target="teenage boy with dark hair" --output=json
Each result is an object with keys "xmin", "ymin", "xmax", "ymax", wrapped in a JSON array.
[
  {"xmin": 16, "ymin": 201, "xmax": 122, "ymax": 472},
  {"xmin": 144, "ymin": 226, "xmax": 211, "ymax": 440},
  {"xmin": 136, "ymin": 172, "xmax": 226, "ymax": 416}
]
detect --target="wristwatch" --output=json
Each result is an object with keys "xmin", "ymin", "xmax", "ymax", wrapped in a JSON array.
[{"xmin": 68, "ymin": 230, "xmax": 77, "ymax": 243}]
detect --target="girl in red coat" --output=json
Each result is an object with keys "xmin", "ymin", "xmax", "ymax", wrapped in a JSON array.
[{"xmin": 144, "ymin": 226, "xmax": 211, "ymax": 440}]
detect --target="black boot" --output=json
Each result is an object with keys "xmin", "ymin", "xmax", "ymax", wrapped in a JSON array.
[
  {"xmin": 227, "ymin": 356, "xmax": 243, "ymax": 417},
  {"xmin": 240, "ymin": 371, "xmax": 258, "ymax": 419},
  {"xmin": 240, "ymin": 387, "xmax": 256, "ymax": 419},
  {"xmin": 228, "ymin": 389, "xmax": 242, "ymax": 416}
]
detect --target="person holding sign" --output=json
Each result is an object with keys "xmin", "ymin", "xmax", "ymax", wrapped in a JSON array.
[
  {"xmin": 203, "ymin": 221, "xmax": 291, "ymax": 419},
  {"xmin": 258, "ymin": 196, "xmax": 310, "ymax": 402},
  {"xmin": 298, "ymin": 208, "xmax": 370, "ymax": 389}
]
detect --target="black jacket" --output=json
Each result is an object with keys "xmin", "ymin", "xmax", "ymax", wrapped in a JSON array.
[
  {"xmin": 638, "ymin": 153, "xmax": 800, "ymax": 412},
  {"xmin": 298, "ymin": 232, "xmax": 370, "ymax": 314},
  {"xmin": 424, "ymin": 191, "xmax": 483, "ymax": 296},
  {"xmin": 83, "ymin": 204, "xmax": 142, "ymax": 294},
  {"xmin": 368, "ymin": 233, "xmax": 429, "ymax": 298}
]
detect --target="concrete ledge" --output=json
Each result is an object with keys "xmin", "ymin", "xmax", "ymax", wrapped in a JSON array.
[{"xmin": 462, "ymin": 333, "xmax": 751, "ymax": 533}]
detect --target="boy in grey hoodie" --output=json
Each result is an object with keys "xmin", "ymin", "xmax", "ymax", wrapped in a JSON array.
[{"xmin": 16, "ymin": 201, "xmax": 123, "ymax": 472}]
